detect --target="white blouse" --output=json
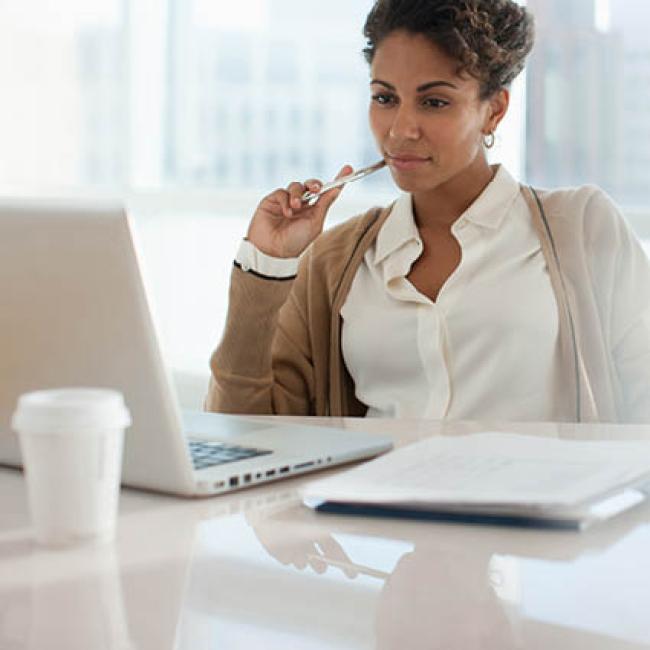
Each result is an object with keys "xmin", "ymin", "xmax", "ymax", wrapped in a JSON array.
[{"xmin": 340, "ymin": 166, "xmax": 565, "ymax": 420}]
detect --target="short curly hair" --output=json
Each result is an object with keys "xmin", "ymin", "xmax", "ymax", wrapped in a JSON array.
[{"xmin": 363, "ymin": 0, "xmax": 535, "ymax": 99}]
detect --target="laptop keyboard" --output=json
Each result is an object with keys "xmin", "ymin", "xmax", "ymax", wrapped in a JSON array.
[{"xmin": 188, "ymin": 440, "xmax": 273, "ymax": 471}]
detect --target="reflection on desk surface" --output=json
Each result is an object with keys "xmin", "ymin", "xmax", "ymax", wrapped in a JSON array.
[{"xmin": 174, "ymin": 495, "xmax": 650, "ymax": 650}]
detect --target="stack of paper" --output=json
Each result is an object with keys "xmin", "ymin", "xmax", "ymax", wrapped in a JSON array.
[{"xmin": 303, "ymin": 433, "xmax": 650, "ymax": 529}]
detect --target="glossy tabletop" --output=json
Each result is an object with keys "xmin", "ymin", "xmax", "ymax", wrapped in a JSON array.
[{"xmin": 2, "ymin": 418, "xmax": 650, "ymax": 650}]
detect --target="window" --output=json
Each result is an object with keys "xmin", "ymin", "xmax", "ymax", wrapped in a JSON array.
[
  {"xmin": 0, "ymin": 1, "xmax": 124, "ymax": 188},
  {"xmin": 525, "ymin": 0, "xmax": 650, "ymax": 209},
  {"xmin": 1, "ymin": 0, "xmax": 648, "ymax": 386}
]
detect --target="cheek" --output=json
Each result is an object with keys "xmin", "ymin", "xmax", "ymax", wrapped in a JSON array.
[
  {"xmin": 428, "ymin": 115, "xmax": 482, "ymax": 153},
  {"xmin": 368, "ymin": 106, "xmax": 388, "ymax": 140}
]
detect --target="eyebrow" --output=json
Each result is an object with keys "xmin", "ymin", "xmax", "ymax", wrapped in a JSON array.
[{"xmin": 370, "ymin": 79, "xmax": 459, "ymax": 92}]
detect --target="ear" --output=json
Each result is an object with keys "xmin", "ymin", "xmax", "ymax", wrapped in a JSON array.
[{"xmin": 483, "ymin": 88, "xmax": 510, "ymax": 134}]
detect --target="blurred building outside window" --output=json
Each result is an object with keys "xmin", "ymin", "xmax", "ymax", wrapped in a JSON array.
[{"xmin": 0, "ymin": 0, "xmax": 648, "ymax": 388}]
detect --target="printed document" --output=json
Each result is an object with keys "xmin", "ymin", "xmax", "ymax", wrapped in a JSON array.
[{"xmin": 303, "ymin": 433, "xmax": 650, "ymax": 527}]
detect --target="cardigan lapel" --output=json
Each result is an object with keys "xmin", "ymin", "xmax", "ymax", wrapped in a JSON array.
[{"xmin": 522, "ymin": 186, "xmax": 601, "ymax": 422}]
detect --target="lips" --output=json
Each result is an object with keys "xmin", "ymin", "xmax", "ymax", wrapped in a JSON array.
[{"xmin": 386, "ymin": 152, "xmax": 431, "ymax": 171}]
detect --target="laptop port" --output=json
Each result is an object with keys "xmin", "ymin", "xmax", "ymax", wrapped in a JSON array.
[
  {"xmin": 266, "ymin": 469, "xmax": 276, "ymax": 477},
  {"xmin": 294, "ymin": 461, "xmax": 314, "ymax": 470},
  {"xmin": 244, "ymin": 473, "xmax": 252, "ymax": 483},
  {"xmin": 279, "ymin": 466, "xmax": 290, "ymax": 474},
  {"xmin": 229, "ymin": 476, "xmax": 239, "ymax": 487}
]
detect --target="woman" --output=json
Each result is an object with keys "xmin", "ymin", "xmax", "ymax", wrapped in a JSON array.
[{"xmin": 205, "ymin": 0, "xmax": 650, "ymax": 422}]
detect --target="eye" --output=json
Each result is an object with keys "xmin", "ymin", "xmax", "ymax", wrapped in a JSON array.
[
  {"xmin": 422, "ymin": 97, "xmax": 450, "ymax": 109},
  {"xmin": 371, "ymin": 93, "xmax": 397, "ymax": 107}
]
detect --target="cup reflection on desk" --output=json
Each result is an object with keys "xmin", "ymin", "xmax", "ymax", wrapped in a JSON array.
[{"xmin": 27, "ymin": 546, "xmax": 134, "ymax": 650}]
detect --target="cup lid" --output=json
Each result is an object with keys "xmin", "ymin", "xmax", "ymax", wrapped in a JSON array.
[{"xmin": 11, "ymin": 388, "xmax": 132, "ymax": 435}]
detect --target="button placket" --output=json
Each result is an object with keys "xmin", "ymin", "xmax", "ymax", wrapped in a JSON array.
[
  {"xmin": 418, "ymin": 303, "xmax": 451, "ymax": 418},
  {"xmin": 436, "ymin": 223, "xmax": 481, "ymax": 309}
]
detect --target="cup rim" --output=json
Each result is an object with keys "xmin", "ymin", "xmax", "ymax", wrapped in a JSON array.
[{"xmin": 12, "ymin": 388, "xmax": 131, "ymax": 435}]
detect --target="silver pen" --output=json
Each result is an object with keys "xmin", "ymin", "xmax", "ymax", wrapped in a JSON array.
[{"xmin": 301, "ymin": 159, "xmax": 387, "ymax": 205}]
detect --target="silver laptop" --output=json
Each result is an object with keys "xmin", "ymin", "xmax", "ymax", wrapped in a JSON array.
[{"xmin": 0, "ymin": 198, "xmax": 392, "ymax": 496}]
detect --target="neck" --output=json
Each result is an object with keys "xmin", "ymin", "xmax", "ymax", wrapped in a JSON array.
[{"xmin": 412, "ymin": 158, "xmax": 496, "ymax": 230}]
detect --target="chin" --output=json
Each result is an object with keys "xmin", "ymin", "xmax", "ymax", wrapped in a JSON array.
[{"xmin": 389, "ymin": 169, "xmax": 441, "ymax": 195}]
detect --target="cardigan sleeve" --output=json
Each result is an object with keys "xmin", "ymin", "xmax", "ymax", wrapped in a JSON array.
[{"xmin": 204, "ymin": 261, "xmax": 316, "ymax": 415}]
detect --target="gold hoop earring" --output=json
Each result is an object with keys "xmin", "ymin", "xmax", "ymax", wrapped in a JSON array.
[{"xmin": 483, "ymin": 132, "xmax": 496, "ymax": 149}]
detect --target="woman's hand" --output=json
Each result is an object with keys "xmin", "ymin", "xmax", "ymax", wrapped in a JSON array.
[{"xmin": 246, "ymin": 165, "xmax": 353, "ymax": 259}]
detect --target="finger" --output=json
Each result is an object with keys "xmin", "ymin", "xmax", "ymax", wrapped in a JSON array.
[
  {"xmin": 307, "ymin": 555, "xmax": 327, "ymax": 574},
  {"xmin": 317, "ymin": 536, "xmax": 355, "ymax": 565},
  {"xmin": 315, "ymin": 164, "xmax": 354, "ymax": 211},
  {"xmin": 340, "ymin": 558, "xmax": 359, "ymax": 579},
  {"xmin": 316, "ymin": 536, "xmax": 358, "ymax": 578},
  {"xmin": 267, "ymin": 548, "xmax": 294, "ymax": 565},
  {"xmin": 325, "ymin": 165, "xmax": 354, "ymax": 198},
  {"xmin": 286, "ymin": 181, "xmax": 307, "ymax": 212},
  {"xmin": 334, "ymin": 164, "xmax": 354, "ymax": 180},
  {"xmin": 262, "ymin": 189, "xmax": 293, "ymax": 218},
  {"xmin": 303, "ymin": 178, "xmax": 322, "ymax": 192}
]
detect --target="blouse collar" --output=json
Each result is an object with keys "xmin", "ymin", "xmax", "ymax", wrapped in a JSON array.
[{"xmin": 374, "ymin": 164, "xmax": 521, "ymax": 265}]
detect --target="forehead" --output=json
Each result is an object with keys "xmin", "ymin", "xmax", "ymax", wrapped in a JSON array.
[{"xmin": 371, "ymin": 30, "xmax": 474, "ymax": 89}]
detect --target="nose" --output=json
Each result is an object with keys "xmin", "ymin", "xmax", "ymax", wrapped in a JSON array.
[{"xmin": 389, "ymin": 103, "xmax": 421, "ymax": 141}]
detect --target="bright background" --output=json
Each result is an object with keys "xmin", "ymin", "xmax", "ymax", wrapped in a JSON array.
[{"xmin": 1, "ymin": 0, "xmax": 648, "ymax": 405}]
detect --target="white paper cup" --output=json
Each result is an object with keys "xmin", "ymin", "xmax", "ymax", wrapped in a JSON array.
[{"xmin": 12, "ymin": 388, "xmax": 131, "ymax": 547}]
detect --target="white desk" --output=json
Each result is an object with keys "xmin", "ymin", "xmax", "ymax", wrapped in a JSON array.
[{"xmin": 2, "ymin": 418, "xmax": 650, "ymax": 649}]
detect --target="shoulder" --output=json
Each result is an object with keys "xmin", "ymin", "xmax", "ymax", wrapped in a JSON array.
[
  {"xmin": 532, "ymin": 183, "xmax": 629, "ymax": 244},
  {"xmin": 531, "ymin": 184, "xmax": 649, "ymax": 288},
  {"xmin": 307, "ymin": 205, "xmax": 391, "ymax": 267},
  {"xmin": 316, "ymin": 206, "xmax": 388, "ymax": 249},
  {"xmin": 291, "ymin": 204, "xmax": 392, "ymax": 297},
  {"xmin": 533, "ymin": 183, "xmax": 619, "ymax": 219}
]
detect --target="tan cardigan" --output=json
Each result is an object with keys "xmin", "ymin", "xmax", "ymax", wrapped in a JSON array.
[{"xmin": 206, "ymin": 186, "xmax": 649, "ymax": 422}]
